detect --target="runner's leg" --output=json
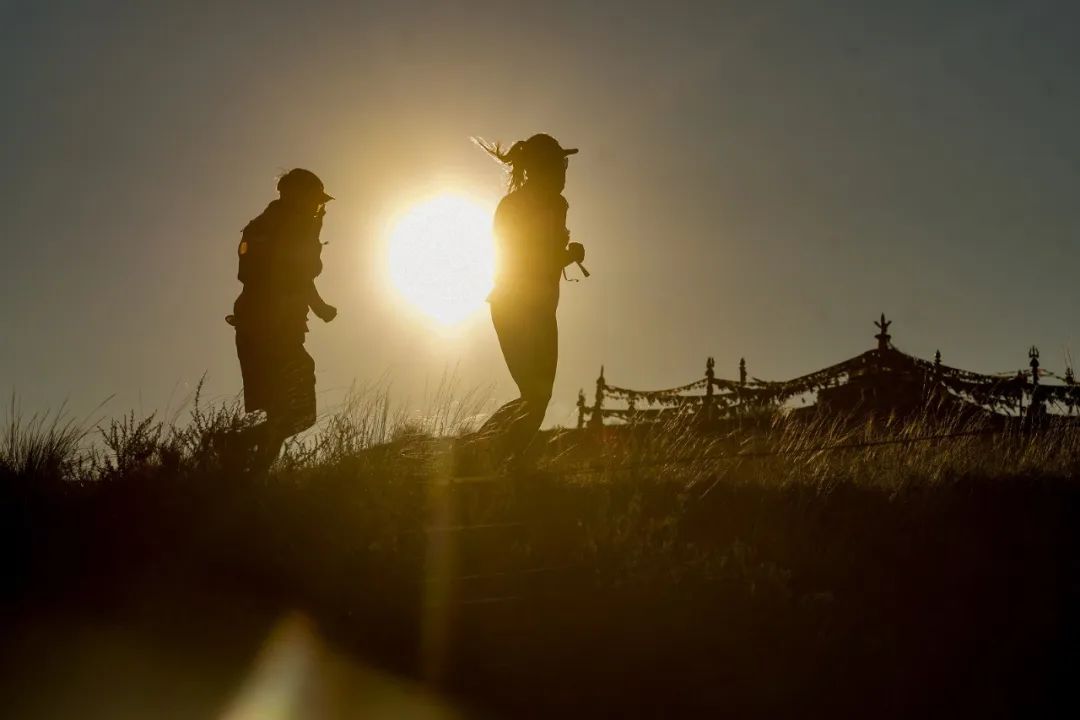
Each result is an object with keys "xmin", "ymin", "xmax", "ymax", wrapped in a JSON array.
[{"xmin": 491, "ymin": 302, "xmax": 558, "ymax": 460}]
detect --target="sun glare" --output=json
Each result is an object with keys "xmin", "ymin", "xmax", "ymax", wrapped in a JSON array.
[{"xmin": 387, "ymin": 193, "xmax": 495, "ymax": 325}]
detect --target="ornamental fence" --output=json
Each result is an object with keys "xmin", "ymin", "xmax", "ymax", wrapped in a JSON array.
[{"xmin": 576, "ymin": 315, "xmax": 1079, "ymax": 429}]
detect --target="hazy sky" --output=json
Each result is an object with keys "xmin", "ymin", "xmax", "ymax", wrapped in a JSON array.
[{"xmin": 3, "ymin": 0, "xmax": 1079, "ymax": 426}]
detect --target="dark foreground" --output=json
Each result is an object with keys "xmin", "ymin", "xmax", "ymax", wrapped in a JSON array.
[{"xmin": 4, "ymin": 449, "xmax": 1080, "ymax": 718}]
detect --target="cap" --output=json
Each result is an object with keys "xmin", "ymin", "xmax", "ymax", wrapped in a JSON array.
[
  {"xmin": 524, "ymin": 133, "xmax": 578, "ymax": 159},
  {"xmin": 277, "ymin": 168, "xmax": 334, "ymax": 202}
]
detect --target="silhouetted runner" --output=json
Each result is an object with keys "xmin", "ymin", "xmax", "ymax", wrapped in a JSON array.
[
  {"xmin": 471, "ymin": 133, "xmax": 586, "ymax": 468},
  {"xmin": 227, "ymin": 168, "xmax": 337, "ymax": 471}
]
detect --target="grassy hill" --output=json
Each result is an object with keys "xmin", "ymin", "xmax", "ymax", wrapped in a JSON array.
[{"xmin": 3, "ymin": 394, "xmax": 1079, "ymax": 718}]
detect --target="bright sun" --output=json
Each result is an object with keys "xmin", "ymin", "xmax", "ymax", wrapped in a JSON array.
[{"xmin": 387, "ymin": 193, "xmax": 495, "ymax": 325}]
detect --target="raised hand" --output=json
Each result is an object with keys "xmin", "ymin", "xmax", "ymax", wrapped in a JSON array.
[
  {"xmin": 567, "ymin": 242, "xmax": 585, "ymax": 265},
  {"xmin": 313, "ymin": 302, "xmax": 338, "ymax": 323}
]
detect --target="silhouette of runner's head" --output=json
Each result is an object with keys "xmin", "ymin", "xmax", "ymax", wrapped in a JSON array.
[
  {"xmin": 277, "ymin": 168, "xmax": 334, "ymax": 211},
  {"xmin": 476, "ymin": 133, "xmax": 577, "ymax": 193}
]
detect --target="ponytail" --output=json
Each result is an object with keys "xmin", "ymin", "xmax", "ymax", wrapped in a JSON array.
[{"xmin": 473, "ymin": 137, "xmax": 529, "ymax": 192}]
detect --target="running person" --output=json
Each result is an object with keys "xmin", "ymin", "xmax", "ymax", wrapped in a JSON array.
[
  {"xmin": 228, "ymin": 168, "xmax": 337, "ymax": 470},
  {"xmin": 474, "ymin": 133, "xmax": 586, "ymax": 465}
]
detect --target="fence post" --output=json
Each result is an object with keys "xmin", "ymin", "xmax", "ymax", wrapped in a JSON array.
[
  {"xmin": 589, "ymin": 366, "xmax": 605, "ymax": 429},
  {"xmin": 1015, "ymin": 370, "xmax": 1025, "ymax": 417},
  {"xmin": 1028, "ymin": 346, "xmax": 1044, "ymax": 419},
  {"xmin": 704, "ymin": 357, "xmax": 715, "ymax": 423},
  {"xmin": 929, "ymin": 350, "xmax": 942, "ymax": 404},
  {"xmin": 1067, "ymin": 367, "xmax": 1076, "ymax": 416}
]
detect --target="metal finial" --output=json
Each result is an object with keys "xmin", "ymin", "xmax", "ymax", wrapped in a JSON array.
[
  {"xmin": 1028, "ymin": 347, "xmax": 1041, "ymax": 385},
  {"xmin": 874, "ymin": 314, "xmax": 893, "ymax": 350}
]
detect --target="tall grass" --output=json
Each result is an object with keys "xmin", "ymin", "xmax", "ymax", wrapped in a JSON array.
[
  {"xmin": 1, "ymin": 396, "xmax": 92, "ymax": 488},
  {"xmin": 5, "ymin": 382, "xmax": 1078, "ymax": 491},
  {"xmin": 2, "ymin": 374, "xmax": 493, "ymax": 488},
  {"xmin": 558, "ymin": 404, "xmax": 1080, "ymax": 492}
]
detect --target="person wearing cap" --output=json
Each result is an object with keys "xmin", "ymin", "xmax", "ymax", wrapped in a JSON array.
[
  {"xmin": 228, "ymin": 168, "xmax": 338, "ymax": 470},
  {"xmin": 472, "ymin": 133, "xmax": 586, "ymax": 466}
]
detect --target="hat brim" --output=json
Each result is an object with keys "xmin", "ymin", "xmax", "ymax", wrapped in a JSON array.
[
  {"xmin": 563, "ymin": 148, "xmax": 579, "ymax": 155},
  {"xmin": 320, "ymin": 192, "xmax": 335, "ymax": 202}
]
